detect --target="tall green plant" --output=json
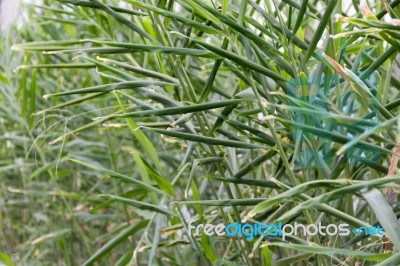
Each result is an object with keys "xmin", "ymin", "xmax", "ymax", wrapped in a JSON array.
[{"xmin": 1, "ymin": 0, "xmax": 400, "ymax": 265}]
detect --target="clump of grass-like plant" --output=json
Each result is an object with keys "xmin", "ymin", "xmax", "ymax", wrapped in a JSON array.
[{"xmin": 1, "ymin": 0, "xmax": 400, "ymax": 265}]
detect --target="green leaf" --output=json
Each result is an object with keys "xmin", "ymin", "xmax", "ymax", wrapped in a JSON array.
[
  {"xmin": 144, "ymin": 127, "xmax": 265, "ymax": 149},
  {"xmin": 114, "ymin": 91, "xmax": 163, "ymax": 173},
  {"xmin": 141, "ymin": 156, "xmax": 174, "ymax": 196},
  {"xmin": 69, "ymin": 158, "xmax": 167, "ymax": 195},
  {"xmin": 126, "ymin": 0, "xmax": 224, "ymax": 34},
  {"xmin": 362, "ymin": 189, "xmax": 400, "ymax": 251},
  {"xmin": 87, "ymin": 0, "xmax": 153, "ymax": 40},
  {"xmin": 0, "ymin": 253, "xmax": 14, "ymax": 266},
  {"xmin": 43, "ymin": 80, "xmax": 174, "ymax": 98},
  {"xmin": 101, "ymin": 195, "xmax": 176, "ymax": 216},
  {"xmin": 376, "ymin": 252, "xmax": 400, "ymax": 266},
  {"xmin": 262, "ymin": 246, "xmax": 272, "ymax": 266},
  {"xmin": 300, "ymin": 0, "xmax": 337, "ymax": 66},
  {"xmin": 58, "ymin": 0, "xmax": 147, "ymax": 15},
  {"xmin": 101, "ymin": 99, "xmax": 243, "ymax": 119},
  {"xmin": 84, "ymin": 39, "xmax": 222, "ymax": 59},
  {"xmin": 248, "ymin": 179, "xmax": 358, "ymax": 218},
  {"xmin": 179, "ymin": 198, "xmax": 265, "ymax": 206},
  {"xmin": 200, "ymin": 233, "xmax": 218, "ymax": 262},
  {"xmin": 82, "ymin": 220, "xmax": 149, "ymax": 266},
  {"xmin": 264, "ymin": 242, "xmax": 390, "ymax": 261},
  {"xmin": 277, "ymin": 175, "xmax": 400, "ymax": 221}
]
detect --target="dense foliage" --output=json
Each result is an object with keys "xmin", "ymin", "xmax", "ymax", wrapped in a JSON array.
[{"xmin": 1, "ymin": 0, "xmax": 400, "ymax": 265}]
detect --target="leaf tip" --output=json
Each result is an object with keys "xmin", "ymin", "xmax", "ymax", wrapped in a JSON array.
[
  {"xmin": 322, "ymin": 53, "xmax": 346, "ymax": 76},
  {"xmin": 11, "ymin": 45, "xmax": 19, "ymax": 51},
  {"xmin": 334, "ymin": 14, "xmax": 345, "ymax": 22},
  {"xmin": 392, "ymin": 19, "xmax": 400, "ymax": 26},
  {"xmin": 360, "ymin": 0, "xmax": 373, "ymax": 18},
  {"xmin": 96, "ymin": 56, "xmax": 108, "ymax": 63},
  {"xmin": 49, "ymin": 136, "xmax": 63, "ymax": 145}
]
